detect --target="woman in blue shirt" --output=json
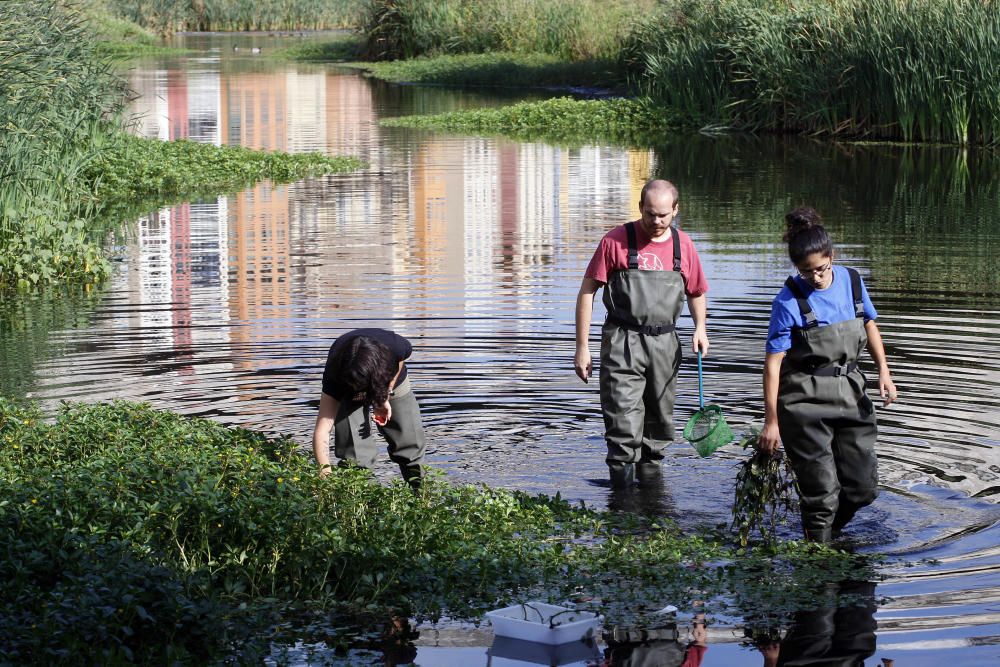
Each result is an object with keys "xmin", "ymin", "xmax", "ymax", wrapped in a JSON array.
[{"xmin": 759, "ymin": 207, "xmax": 898, "ymax": 543}]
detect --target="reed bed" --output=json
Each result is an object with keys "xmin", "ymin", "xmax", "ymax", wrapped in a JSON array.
[
  {"xmin": 361, "ymin": 0, "xmax": 654, "ymax": 61},
  {"xmin": 623, "ymin": 0, "xmax": 1000, "ymax": 145},
  {"xmin": 107, "ymin": 0, "xmax": 367, "ymax": 33},
  {"xmin": 0, "ymin": 1, "xmax": 128, "ymax": 288}
]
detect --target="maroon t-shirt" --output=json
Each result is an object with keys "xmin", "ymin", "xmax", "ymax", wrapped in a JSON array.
[{"xmin": 584, "ymin": 223, "xmax": 709, "ymax": 297}]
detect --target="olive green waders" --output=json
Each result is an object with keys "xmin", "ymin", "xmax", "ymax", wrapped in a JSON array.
[
  {"xmin": 333, "ymin": 376, "xmax": 426, "ymax": 487},
  {"xmin": 778, "ymin": 269, "xmax": 878, "ymax": 542},
  {"xmin": 599, "ymin": 223, "xmax": 685, "ymax": 487}
]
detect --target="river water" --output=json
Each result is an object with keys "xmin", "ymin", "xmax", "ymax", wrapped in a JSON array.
[{"xmin": 2, "ymin": 32, "xmax": 999, "ymax": 665}]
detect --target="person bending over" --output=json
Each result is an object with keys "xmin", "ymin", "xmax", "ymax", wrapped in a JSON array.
[{"xmin": 312, "ymin": 328, "xmax": 426, "ymax": 488}]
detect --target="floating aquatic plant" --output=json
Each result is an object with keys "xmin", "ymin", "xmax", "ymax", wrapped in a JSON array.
[{"xmin": 731, "ymin": 426, "xmax": 799, "ymax": 548}]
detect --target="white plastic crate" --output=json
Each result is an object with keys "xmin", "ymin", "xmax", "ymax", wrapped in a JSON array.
[{"xmin": 485, "ymin": 601, "xmax": 602, "ymax": 645}]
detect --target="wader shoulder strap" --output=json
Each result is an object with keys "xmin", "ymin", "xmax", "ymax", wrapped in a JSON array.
[
  {"xmin": 624, "ymin": 223, "xmax": 681, "ymax": 272},
  {"xmin": 784, "ymin": 276, "xmax": 818, "ymax": 329},
  {"xmin": 671, "ymin": 225, "xmax": 681, "ymax": 272},
  {"xmin": 847, "ymin": 267, "xmax": 864, "ymax": 317},
  {"xmin": 626, "ymin": 222, "xmax": 639, "ymax": 269}
]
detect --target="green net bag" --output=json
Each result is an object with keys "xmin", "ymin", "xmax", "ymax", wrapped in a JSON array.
[
  {"xmin": 683, "ymin": 352, "xmax": 733, "ymax": 457},
  {"xmin": 683, "ymin": 404, "xmax": 733, "ymax": 457}
]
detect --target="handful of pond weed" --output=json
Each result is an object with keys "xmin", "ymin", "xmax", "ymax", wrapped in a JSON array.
[{"xmin": 731, "ymin": 426, "xmax": 799, "ymax": 547}]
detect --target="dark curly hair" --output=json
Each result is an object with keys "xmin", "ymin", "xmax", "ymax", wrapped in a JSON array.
[
  {"xmin": 326, "ymin": 336, "xmax": 396, "ymax": 406},
  {"xmin": 783, "ymin": 206, "xmax": 833, "ymax": 264}
]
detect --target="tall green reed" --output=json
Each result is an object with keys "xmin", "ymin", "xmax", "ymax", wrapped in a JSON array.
[
  {"xmin": 0, "ymin": 1, "xmax": 128, "ymax": 288},
  {"xmin": 624, "ymin": 0, "xmax": 1000, "ymax": 145}
]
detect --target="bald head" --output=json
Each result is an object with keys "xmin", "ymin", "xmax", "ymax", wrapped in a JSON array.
[
  {"xmin": 637, "ymin": 179, "xmax": 680, "ymax": 240},
  {"xmin": 640, "ymin": 179, "xmax": 679, "ymax": 208}
]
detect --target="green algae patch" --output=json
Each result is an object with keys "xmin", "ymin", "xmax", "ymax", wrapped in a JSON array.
[
  {"xmin": 382, "ymin": 96, "xmax": 682, "ymax": 147},
  {"xmin": 352, "ymin": 52, "xmax": 623, "ymax": 91},
  {"xmin": 0, "ymin": 398, "xmax": 883, "ymax": 660}
]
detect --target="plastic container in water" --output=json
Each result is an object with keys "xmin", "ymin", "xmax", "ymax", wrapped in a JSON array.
[{"xmin": 485, "ymin": 602, "xmax": 602, "ymax": 645}]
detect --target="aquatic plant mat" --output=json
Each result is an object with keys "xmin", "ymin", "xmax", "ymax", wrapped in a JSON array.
[
  {"xmin": 382, "ymin": 97, "xmax": 681, "ymax": 147},
  {"xmin": 0, "ymin": 399, "xmax": 883, "ymax": 661}
]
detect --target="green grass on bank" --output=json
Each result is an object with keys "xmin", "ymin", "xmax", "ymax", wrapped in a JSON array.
[
  {"xmin": 350, "ymin": 52, "xmax": 624, "ymax": 91},
  {"xmin": 381, "ymin": 97, "xmax": 682, "ymax": 147},
  {"xmin": 271, "ymin": 32, "xmax": 366, "ymax": 62},
  {"xmin": 82, "ymin": 1, "xmax": 187, "ymax": 59},
  {"xmin": 0, "ymin": 398, "xmax": 880, "ymax": 662}
]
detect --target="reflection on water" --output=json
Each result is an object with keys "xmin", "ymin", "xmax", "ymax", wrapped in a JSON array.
[{"xmin": 2, "ymin": 34, "xmax": 1000, "ymax": 662}]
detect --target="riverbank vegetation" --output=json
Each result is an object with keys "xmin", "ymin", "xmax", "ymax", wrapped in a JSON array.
[
  {"xmin": 271, "ymin": 32, "xmax": 366, "ymax": 62},
  {"xmin": 1, "ymin": 398, "xmax": 879, "ymax": 661},
  {"xmin": 355, "ymin": 0, "xmax": 1000, "ymax": 146},
  {"xmin": 361, "ymin": 0, "xmax": 647, "ymax": 61},
  {"xmin": 623, "ymin": 0, "xmax": 1000, "ymax": 145},
  {"xmin": 351, "ymin": 52, "xmax": 623, "ymax": 91},
  {"xmin": 0, "ymin": 1, "xmax": 361, "ymax": 290},
  {"xmin": 106, "ymin": 0, "xmax": 367, "ymax": 34},
  {"xmin": 83, "ymin": 1, "xmax": 185, "ymax": 59},
  {"xmin": 382, "ymin": 97, "xmax": 678, "ymax": 147}
]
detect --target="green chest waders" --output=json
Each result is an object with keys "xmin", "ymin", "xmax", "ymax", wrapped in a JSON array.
[
  {"xmin": 599, "ymin": 223, "xmax": 686, "ymax": 486},
  {"xmin": 777, "ymin": 268, "xmax": 878, "ymax": 542},
  {"xmin": 333, "ymin": 376, "xmax": 427, "ymax": 488}
]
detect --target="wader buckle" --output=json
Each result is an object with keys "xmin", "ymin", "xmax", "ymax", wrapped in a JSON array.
[{"xmin": 807, "ymin": 361, "xmax": 858, "ymax": 377}]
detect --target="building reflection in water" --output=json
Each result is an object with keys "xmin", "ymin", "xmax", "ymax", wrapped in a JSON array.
[{"xmin": 120, "ymin": 58, "xmax": 655, "ymax": 430}]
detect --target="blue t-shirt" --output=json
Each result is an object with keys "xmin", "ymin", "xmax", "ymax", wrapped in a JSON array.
[{"xmin": 766, "ymin": 266, "xmax": 877, "ymax": 354}]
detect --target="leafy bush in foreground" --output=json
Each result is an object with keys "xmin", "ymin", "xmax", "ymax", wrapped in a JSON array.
[{"xmin": 0, "ymin": 398, "xmax": 881, "ymax": 661}]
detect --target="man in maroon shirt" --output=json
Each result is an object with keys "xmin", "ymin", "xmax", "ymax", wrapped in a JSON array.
[{"xmin": 574, "ymin": 179, "xmax": 710, "ymax": 487}]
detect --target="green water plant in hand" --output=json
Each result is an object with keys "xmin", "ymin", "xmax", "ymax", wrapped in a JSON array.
[{"xmin": 732, "ymin": 426, "xmax": 798, "ymax": 547}]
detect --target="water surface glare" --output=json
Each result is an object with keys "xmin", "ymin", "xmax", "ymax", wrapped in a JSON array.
[{"xmin": 3, "ymin": 32, "xmax": 999, "ymax": 663}]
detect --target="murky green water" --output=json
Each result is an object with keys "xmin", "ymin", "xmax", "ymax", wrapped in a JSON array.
[{"xmin": 2, "ymin": 32, "xmax": 998, "ymax": 665}]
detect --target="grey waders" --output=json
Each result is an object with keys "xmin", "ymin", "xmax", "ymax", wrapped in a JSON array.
[
  {"xmin": 778, "ymin": 268, "xmax": 878, "ymax": 542},
  {"xmin": 599, "ymin": 223, "xmax": 685, "ymax": 487},
  {"xmin": 333, "ymin": 376, "xmax": 427, "ymax": 488}
]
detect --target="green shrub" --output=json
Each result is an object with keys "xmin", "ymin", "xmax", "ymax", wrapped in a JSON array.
[{"xmin": 0, "ymin": 397, "xmax": 882, "ymax": 660}]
